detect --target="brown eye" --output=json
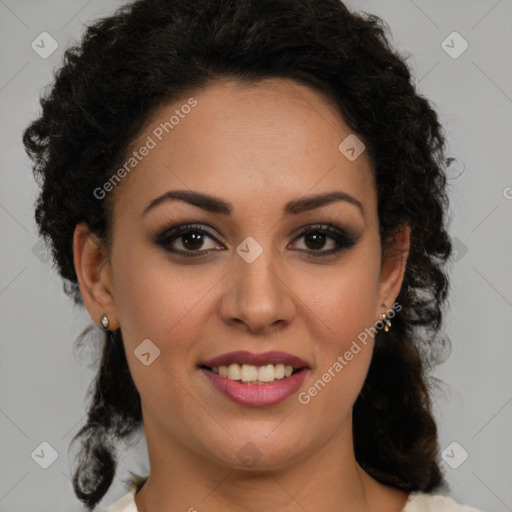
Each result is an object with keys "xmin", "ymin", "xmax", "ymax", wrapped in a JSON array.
[
  {"xmin": 155, "ymin": 223, "xmax": 358, "ymax": 259},
  {"xmin": 180, "ymin": 231, "xmax": 207, "ymax": 251},
  {"xmin": 289, "ymin": 224, "xmax": 358, "ymax": 256},
  {"xmin": 302, "ymin": 231, "xmax": 330, "ymax": 251},
  {"xmin": 155, "ymin": 224, "xmax": 224, "ymax": 257}
]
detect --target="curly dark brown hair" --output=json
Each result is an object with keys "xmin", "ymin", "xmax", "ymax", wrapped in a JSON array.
[{"xmin": 22, "ymin": 0, "xmax": 456, "ymax": 509}]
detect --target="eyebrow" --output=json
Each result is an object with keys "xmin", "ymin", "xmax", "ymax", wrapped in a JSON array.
[{"xmin": 141, "ymin": 189, "xmax": 364, "ymax": 218}]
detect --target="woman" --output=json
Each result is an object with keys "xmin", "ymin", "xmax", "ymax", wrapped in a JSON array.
[{"xmin": 22, "ymin": 0, "xmax": 482, "ymax": 511}]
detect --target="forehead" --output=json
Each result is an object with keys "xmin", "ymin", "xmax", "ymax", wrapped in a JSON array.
[{"xmin": 110, "ymin": 78, "xmax": 376, "ymax": 223}]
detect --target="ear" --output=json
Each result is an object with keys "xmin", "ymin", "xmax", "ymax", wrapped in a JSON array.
[
  {"xmin": 376, "ymin": 224, "xmax": 411, "ymax": 318},
  {"xmin": 73, "ymin": 222, "xmax": 119, "ymax": 331}
]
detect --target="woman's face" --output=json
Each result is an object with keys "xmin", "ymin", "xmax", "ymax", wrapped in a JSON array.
[{"xmin": 76, "ymin": 77, "xmax": 409, "ymax": 471}]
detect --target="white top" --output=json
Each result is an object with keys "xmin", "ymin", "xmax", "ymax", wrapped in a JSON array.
[{"xmin": 105, "ymin": 488, "xmax": 483, "ymax": 512}]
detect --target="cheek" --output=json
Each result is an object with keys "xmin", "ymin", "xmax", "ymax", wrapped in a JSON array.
[
  {"xmin": 111, "ymin": 248, "xmax": 217, "ymax": 397},
  {"xmin": 299, "ymin": 250, "xmax": 381, "ymax": 346},
  {"xmin": 112, "ymin": 245, "xmax": 211, "ymax": 342},
  {"xmin": 112, "ymin": 252, "xmax": 211, "ymax": 425},
  {"xmin": 294, "ymin": 251, "xmax": 379, "ymax": 406},
  {"xmin": 297, "ymin": 272, "xmax": 377, "ymax": 415}
]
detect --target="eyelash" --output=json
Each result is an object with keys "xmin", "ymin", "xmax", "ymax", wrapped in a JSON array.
[{"xmin": 154, "ymin": 222, "xmax": 358, "ymax": 259}]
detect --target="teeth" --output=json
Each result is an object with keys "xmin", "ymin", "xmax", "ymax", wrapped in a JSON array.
[
  {"xmin": 227, "ymin": 363, "xmax": 241, "ymax": 381},
  {"xmin": 211, "ymin": 363, "xmax": 297, "ymax": 383}
]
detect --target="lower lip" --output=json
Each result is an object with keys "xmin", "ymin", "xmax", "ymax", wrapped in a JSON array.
[{"xmin": 200, "ymin": 368, "xmax": 309, "ymax": 407}]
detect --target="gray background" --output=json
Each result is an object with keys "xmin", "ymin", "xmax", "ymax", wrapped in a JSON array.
[{"xmin": 1, "ymin": 0, "xmax": 511, "ymax": 511}]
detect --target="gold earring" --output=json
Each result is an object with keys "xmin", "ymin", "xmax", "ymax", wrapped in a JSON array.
[{"xmin": 380, "ymin": 312, "xmax": 392, "ymax": 332}]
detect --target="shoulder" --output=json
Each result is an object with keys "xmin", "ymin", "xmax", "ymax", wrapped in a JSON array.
[
  {"xmin": 104, "ymin": 488, "xmax": 137, "ymax": 512},
  {"xmin": 404, "ymin": 491, "xmax": 484, "ymax": 512},
  {"xmin": 105, "ymin": 475, "xmax": 147, "ymax": 512},
  {"xmin": 104, "ymin": 488, "xmax": 485, "ymax": 512}
]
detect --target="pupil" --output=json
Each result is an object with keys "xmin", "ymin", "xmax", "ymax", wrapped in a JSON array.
[
  {"xmin": 183, "ymin": 231, "xmax": 204, "ymax": 250},
  {"xmin": 306, "ymin": 232, "xmax": 326, "ymax": 250}
]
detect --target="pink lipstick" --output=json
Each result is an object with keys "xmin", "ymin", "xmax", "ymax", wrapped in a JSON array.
[{"xmin": 199, "ymin": 350, "xmax": 310, "ymax": 407}]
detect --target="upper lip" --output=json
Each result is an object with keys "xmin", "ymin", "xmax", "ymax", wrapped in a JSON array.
[{"xmin": 199, "ymin": 350, "xmax": 310, "ymax": 369}]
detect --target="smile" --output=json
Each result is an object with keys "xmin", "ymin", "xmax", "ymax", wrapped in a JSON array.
[
  {"xmin": 204, "ymin": 363, "xmax": 299, "ymax": 384},
  {"xmin": 198, "ymin": 350, "xmax": 311, "ymax": 407}
]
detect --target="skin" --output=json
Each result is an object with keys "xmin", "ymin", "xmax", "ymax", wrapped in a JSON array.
[{"xmin": 73, "ymin": 78, "xmax": 411, "ymax": 512}]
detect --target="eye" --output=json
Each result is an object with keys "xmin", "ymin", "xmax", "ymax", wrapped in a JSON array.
[
  {"xmin": 154, "ymin": 222, "xmax": 358, "ymax": 258},
  {"xmin": 154, "ymin": 223, "xmax": 223, "ymax": 257},
  {"xmin": 289, "ymin": 224, "xmax": 358, "ymax": 257}
]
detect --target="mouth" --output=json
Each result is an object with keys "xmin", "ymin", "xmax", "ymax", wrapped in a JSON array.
[
  {"xmin": 198, "ymin": 350, "xmax": 310, "ymax": 386},
  {"xmin": 199, "ymin": 363, "xmax": 304, "ymax": 384},
  {"xmin": 198, "ymin": 351, "xmax": 311, "ymax": 407}
]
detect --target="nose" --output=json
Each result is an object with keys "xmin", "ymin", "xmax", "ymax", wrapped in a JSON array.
[{"xmin": 219, "ymin": 248, "xmax": 296, "ymax": 334}]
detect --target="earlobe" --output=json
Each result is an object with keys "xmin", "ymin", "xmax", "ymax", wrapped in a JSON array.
[
  {"xmin": 376, "ymin": 224, "xmax": 411, "ymax": 318},
  {"xmin": 73, "ymin": 222, "xmax": 119, "ymax": 331}
]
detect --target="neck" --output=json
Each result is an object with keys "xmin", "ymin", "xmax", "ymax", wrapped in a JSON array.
[{"xmin": 133, "ymin": 410, "xmax": 408, "ymax": 512}]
